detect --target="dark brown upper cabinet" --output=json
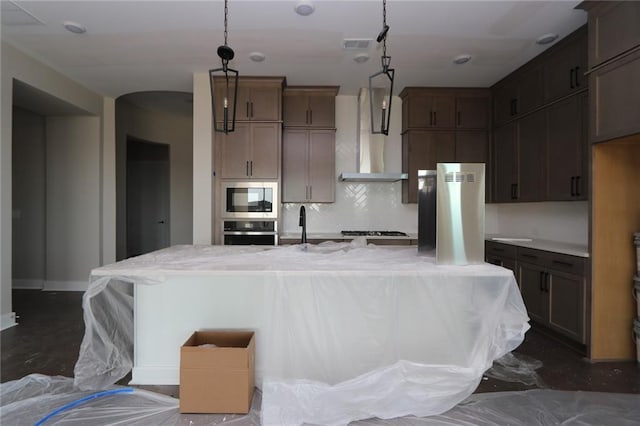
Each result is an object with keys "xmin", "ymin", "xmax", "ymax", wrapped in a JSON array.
[
  {"xmin": 580, "ymin": 1, "xmax": 640, "ymax": 68},
  {"xmin": 543, "ymin": 26, "xmax": 588, "ymax": 104},
  {"xmin": 545, "ymin": 93, "xmax": 588, "ymax": 200},
  {"xmin": 493, "ymin": 65, "xmax": 543, "ymax": 126},
  {"xmin": 401, "ymin": 89, "xmax": 455, "ymax": 130},
  {"xmin": 455, "ymin": 96, "xmax": 490, "ymax": 129},
  {"xmin": 283, "ymin": 87, "xmax": 339, "ymax": 128}
]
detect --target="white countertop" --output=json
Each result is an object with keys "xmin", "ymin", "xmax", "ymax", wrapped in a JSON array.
[
  {"xmin": 485, "ymin": 234, "xmax": 589, "ymax": 258},
  {"xmin": 279, "ymin": 232, "xmax": 417, "ymax": 240},
  {"xmin": 280, "ymin": 232, "xmax": 589, "ymax": 257}
]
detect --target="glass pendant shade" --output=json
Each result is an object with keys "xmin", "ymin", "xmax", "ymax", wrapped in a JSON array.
[
  {"xmin": 210, "ymin": 67, "xmax": 238, "ymax": 133},
  {"xmin": 368, "ymin": 56, "xmax": 394, "ymax": 135}
]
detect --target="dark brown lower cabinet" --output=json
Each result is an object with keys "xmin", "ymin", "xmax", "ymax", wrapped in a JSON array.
[
  {"xmin": 517, "ymin": 248, "xmax": 586, "ymax": 344},
  {"xmin": 485, "ymin": 241, "xmax": 517, "ymax": 279}
]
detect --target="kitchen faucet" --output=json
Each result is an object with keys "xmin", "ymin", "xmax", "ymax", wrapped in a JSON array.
[{"xmin": 299, "ymin": 205, "xmax": 307, "ymax": 244}]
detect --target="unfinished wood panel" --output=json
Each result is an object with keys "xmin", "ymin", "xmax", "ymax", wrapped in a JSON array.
[{"xmin": 591, "ymin": 134, "xmax": 640, "ymax": 360}]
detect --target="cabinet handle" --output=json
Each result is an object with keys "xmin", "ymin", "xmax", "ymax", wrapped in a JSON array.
[
  {"xmin": 429, "ymin": 111, "xmax": 434, "ymax": 126},
  {"xmin": 522, "ymin": 253, "xmax": 538, "ymax": 260},
  {"xmin": 246, "ymin": 102, "xmax": 250, "ymax": 118},
  {"xmin": 309, "ymin": 185, "xmax": 312, "ymax": 200},
  {"xmin": 539, "ymin": 271, "xmax": 545, "ymax": 291},
  {"xmin": 250, "ymin": 161, "xmax": 253, "ymax": 176},
  {"xmin": 575, "ymin": 66, "xmax": 581, "ymax": 87},
  {"xmin": 552, "ymin": 260, "xmax": 574, "ymax": 268},
  {"xmin": 511, "ymin": 183, "xmax": 518, "ymax": 200},
  {"xmin": 433, "ymin": 111, "xmax": 437, "ymax": 126},
  {"xmin": 569, "ymin": 68, "xmax": 575, "ymax": 89},
  {"xmin": 246, "ymin": 161, "xmax": 249, "ymax": 176},
  {"xmin": 570, "ymin": 176, "xmax": 576, "ymax": 197},
  {"xmin": 575, "ymin": 176, "xmax": 581, "ymax": 197},
  {"xmin": 306, "ymin": 110, "xmax": 309, "ymax": 124},
  {"xmin": 493, "ymin": 247, "xmax": 505, "ymax": 253}
]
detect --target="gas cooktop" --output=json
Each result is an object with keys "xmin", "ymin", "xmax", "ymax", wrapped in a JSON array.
[{"xmin": 341, "ymin": 230, "xmax": 408, "ymax": 237}]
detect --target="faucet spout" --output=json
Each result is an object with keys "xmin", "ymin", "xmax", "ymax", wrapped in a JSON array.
[{"xmin": 299, "ymin": 205, "xmax": 307, "ymax": 244}]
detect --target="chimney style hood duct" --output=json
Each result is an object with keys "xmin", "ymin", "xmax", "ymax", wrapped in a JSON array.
[{"xmin": 338, "ymin": 88, "xmax": 408, "ymax": 182}]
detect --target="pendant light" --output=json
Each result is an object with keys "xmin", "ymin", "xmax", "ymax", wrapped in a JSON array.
[
  {"xmin": 209, "ymin": 0, "xmax": 239, "ymax": 133},
  {"xmin": 368, "ymin": 0, "xmax": 395, "ymax": 136}
]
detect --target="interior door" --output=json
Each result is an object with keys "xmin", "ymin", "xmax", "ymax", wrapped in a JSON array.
[{"xmin": 126, "ymin": 138, "xmax": 170, "ymax": 258}]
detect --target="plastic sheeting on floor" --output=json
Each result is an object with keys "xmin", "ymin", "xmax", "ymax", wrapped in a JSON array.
[
  {"xmin": 73, "ymin": 242, "xmax": 530, "ymax": 425},
  {"xmin": 2, "ymin": 374, "xmax": 640, "ymax": 426}
]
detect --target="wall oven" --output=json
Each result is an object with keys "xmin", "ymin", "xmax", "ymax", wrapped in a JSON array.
[
  {"xmin": 222, "ymin": 182, "xmax": 278, "ymax": 219},
  {"xmin": 222, "ymin": 220, "xmax": 278, "ymax": 246}
]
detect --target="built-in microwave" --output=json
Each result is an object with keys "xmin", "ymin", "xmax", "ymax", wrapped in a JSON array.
[{"xmin": 221, "ymin": 182, "xmax": 278, "ymax": 219}]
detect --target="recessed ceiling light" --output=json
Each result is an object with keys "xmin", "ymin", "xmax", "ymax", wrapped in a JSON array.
[
  {"xmin": 453, "ymin": 54, "xmax": 472, "ymax": 65},
  {"xmin": 536, "ymin": 33, "xmax": 558, "ymax": 45},
  {"xmin": 63, "ymin": 21, "xmax": 86, "ymax": 34},
  {"xmin": 249, "ymin": 52, "xmax": 266, "ymax": 62},
  {"xmin": 353, "ymin": 53, "xmax": 370, "ymax": 64},
  {"xmin": 294, "ymin": 1, "xmax": 315, "ymax": 16}
]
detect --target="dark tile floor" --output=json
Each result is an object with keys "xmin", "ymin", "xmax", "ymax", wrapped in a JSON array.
[{"xmin": 2, "ymin": 289, "xmax": 639, "ymax": 397}]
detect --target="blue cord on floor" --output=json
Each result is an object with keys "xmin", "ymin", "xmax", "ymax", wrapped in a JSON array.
[{"xmin": 34, "ymin": 387, "xmax": 134, "ymax": 426}]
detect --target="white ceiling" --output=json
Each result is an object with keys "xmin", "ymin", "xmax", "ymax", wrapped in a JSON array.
[{"xmin": 2, "ymin": 0, "xmax": 587, "ymax": 99}]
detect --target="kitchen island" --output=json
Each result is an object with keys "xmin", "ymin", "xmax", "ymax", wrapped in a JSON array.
[{"xmin": 74, "ymin": 241, "xmax": 529, "ymax": 425}]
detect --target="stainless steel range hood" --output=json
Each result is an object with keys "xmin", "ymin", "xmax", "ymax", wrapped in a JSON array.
[{"xmin": 338, "ymin": 88, "xmax": 408, "ymax": 182}]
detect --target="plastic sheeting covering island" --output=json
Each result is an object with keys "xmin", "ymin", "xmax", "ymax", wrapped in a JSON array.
[{"xmin": 72, "ymin": 241, "xmax": 530, "ymax": 426}]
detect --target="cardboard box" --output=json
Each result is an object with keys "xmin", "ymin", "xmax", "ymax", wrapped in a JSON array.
[{"xmin": 179, "ymin": 330, "xmax": 255, "ymax": 414}]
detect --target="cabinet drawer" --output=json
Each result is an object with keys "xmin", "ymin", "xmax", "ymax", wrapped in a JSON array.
[
  {"xmin": 546, "ymin": 252, "xmax": 586, "ymax": 276},
  {"xmin": 486, "ymin": 241, "xmax": 517, "ymax": 259},
  {"xmin": 517, "ymin": 247, "xmax": 548, "ymax": 264}
]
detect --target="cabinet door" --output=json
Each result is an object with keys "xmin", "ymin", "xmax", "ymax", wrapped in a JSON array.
[
  {"xmin": 249, "ymin": 86, "xmax": 281, "ymax": 121},
  {"xmin": 235, "ymin": 86, "xmax": 252, "ymax": 121},
  {"xmin": 308, "ymin": 95, "xmax": 335, "ymax": 128},
  {"xmin": 455, "ymin": 131, "xmax": 487, "ymax": 163},
  {"xmin": 308, "ymin": 130, "xmax": 335, "ymax": 202},
  {"xmin": 588, "ymin": 1, "xmax": 640, "ymax": 67},
  {"xmin": 517, "ymin": 65, "xmax": 544, "ymax": 115},
  {"xmin": 519, "ymin": 262, "xmax": 549, "ymax": 324},
  {"xmin": 492, "ymin": 123, "xmax": 518, "ymax": 203},
  {"xmin": 548, "ymin": 270, "xmax": 586, "ymax": 343},
  {"xmin": 405, "ymin": 94, "xmax": 432, "ymax": 128},
  {"xmin": 493, "ymin": 79, "xmax": 518, "ymax": 125},
  {"xmin": 456, "ymin": 97, "xmax": 489, "ymax": 129},
  {"xmin": 543, "ymin": 29, "xmax": 587, "ymax": 103},
  {"xmin": 283, "ymin": 94, "xmax": 310, "ymax": 126},
  {"xmin": 250, "ymin": 123, "xmax": 280, "ymax": 179},
  {"xmin": 546, "ymin": 96, "xmax": 583, "ymax": 200},
  {"xmin": 590, "ymin": 49, "xmax": 640, "ymax": 143},
  {"xmin": 486, "ymin": 255, "xmax": 517, "ymax": 283},
  {"xmin": 517, "ymin": 109, "xmax": 545, "ymax": 202},
  {"xmin": 219, "ymin": 123, "xmax": 251, "ymax": 178},
  {"xmin": 402, "ymin": 131, "xmax": 455, "ymax": 203},
  {"xmin": 282, "ymin": 129, "xmax": 309, "ymax": 202},
  {"xmin": 430, "ymin": 96, "xmax": 456, "ymax": 128}
]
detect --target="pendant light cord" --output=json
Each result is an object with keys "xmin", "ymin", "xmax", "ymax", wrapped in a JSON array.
[
  {"xmin": 223, "ymin": 0, "xmax": 229, "ymax": 46},
  {"xmin": 382, "ymin": 0, "xmax": 387, "ymax": 59}
]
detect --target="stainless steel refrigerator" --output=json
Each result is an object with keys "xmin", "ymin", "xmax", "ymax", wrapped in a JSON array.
[{"xmin": 418, "ymin": 163, "xmax": 485, "ymax": 265}]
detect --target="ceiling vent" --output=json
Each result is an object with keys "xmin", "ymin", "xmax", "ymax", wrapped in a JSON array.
[{"xmin": 343, "ymin": 39, "xmax": 372, "ymax": 50}]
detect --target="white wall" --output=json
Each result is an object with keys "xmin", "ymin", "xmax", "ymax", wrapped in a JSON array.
[
  {"xmin": 1, "ymin": 41, "xmax": 108, "ymax": 327},
  {"xmin": 192, "ymin": 73, "xmax": 213, "ymax": 244},
  {"xmin": 116, "ymin": 99, "xmax": 193, "ymax": 260},
  {"xmin": 46, "ymin": 117, "xmax": 102, "ymax": 287},
  {"xmin": 11, "ymin": 107, "xmax": 46, "ymax": 287}
]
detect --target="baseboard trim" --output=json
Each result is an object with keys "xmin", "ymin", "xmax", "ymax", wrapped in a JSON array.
[
  {"xmin": 43, "ymin": 280, "xmax": 88, "ymax": 292},
  {"xmin": 12, "ymin": 279, "xmax": 44, "ymax": 290},
  {"xmin": 130, "ymin": 366, "xmax": 179, "ymax": 386},
  {"xmin": 1, "ymin": 312, "xmax": 17, "ymax": 331}
]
